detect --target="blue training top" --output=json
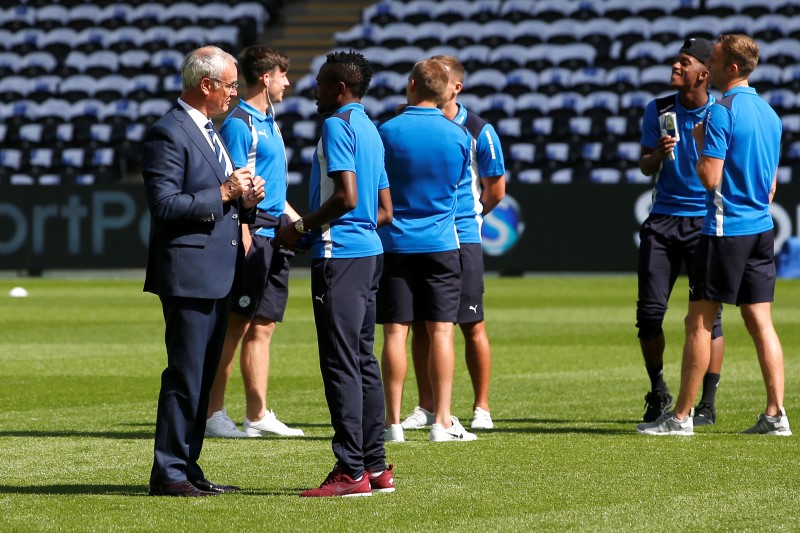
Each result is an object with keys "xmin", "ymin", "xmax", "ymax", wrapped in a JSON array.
[
  {"xmin": 452, "ymin": 103, "xmax": 506, "ymax": 244},
  {"xmin": 701, "ymin": 86, "xmax": 781, "ymax": 237},
  {"xmin": 220, "ymin": 99, "xmax": 287, "ymax": 238},
  {"xmin": 378, "ymin": 106, "xmax": 470, "ymax": 253},
  {"xmin": 308, "ymin": 102, "xmax": 388, "ymax": 259},
  {"xmin": 640, "ymin": 92, "xmax": 715, "ymax": 217}
]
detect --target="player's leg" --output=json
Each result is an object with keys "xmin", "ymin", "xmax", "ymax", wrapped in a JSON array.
[
  {"xmin": 207, "ymin": 313, "xmax": 249, "ymax": 417},
  {"xmin": 636, "ymin": 215, "xmax": 682, "ymax": 421},
  {"xmin": 456, "ymin": 243, "xmax": 492, "ymax": 428},
  {"xmin": 240, "ymin": 318, "xmax": 275, "ymax": 421},
  {"xmin": 381, "ymin": 322, "xmax": 409, "ymax": 427},
  {"xmin": 376, "ymin": 253, "xmax": 413, "ymax": 434},
  {"xmin": 427, "ymin": 319, "xmax": 456, "ymax": 427},
  {"xmin": 410, "ymin": 321, "xmax": 433, "ymax": 411}
]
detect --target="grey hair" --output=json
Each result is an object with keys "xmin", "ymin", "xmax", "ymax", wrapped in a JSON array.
[{"xmin": 181, "ymin": 46, "xmax": 237, "ymax": 90}]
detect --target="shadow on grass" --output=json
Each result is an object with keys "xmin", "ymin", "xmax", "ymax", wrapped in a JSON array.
[
  {"xmin": 0, "ymin": 484, "xmax": 304, "ymax": 496},
  {"xmin": 487, "ymin": 418, "xmax": 640, "ymax": 435},
  {"xmin": 0, "ymin": 428, "xmax": 330, "ymax": 440}
]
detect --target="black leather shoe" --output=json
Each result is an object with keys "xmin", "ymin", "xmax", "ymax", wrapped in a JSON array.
[
  {"xmin": 191, "ymin": 478, "xmax": 241, "ymax": 493},
  {"xmin": 149, "ymin": 480, "xmax": 217, "ymax": 497}
]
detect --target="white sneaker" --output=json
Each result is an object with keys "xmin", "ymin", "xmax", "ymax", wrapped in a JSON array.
[
  {"xmin": 471, "ymin": 407, "xmax": 494, "ymax": 430},
  {"xmin": 401, "ymin": 406, "xmax": 435, "ymax": 430},
  {"xmin": 243, "ymin": 409, "xmax": 304, "ymax": 437},
  {"xmin": 384, "ymin": 424, "xmax": 405, "ymax": 443},
  {"xmin": 741, "ymin": 406, "xmax": 792, "ymax": 436},
  {"xmin": 636, "ymin": 410, "xmax": 694, "ymax": 436},
  {"xmin": 205, "ymin": 407, "xmax": 249, "ymax": 438},
  {"xmin": 430, "ymin": 416, "xmax": 478, "ymax": 442}
]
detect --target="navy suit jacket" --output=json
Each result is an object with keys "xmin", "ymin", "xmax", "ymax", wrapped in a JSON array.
[{"xmin": 142, "ymin": 105, "xmax": 254, "ymax": 299}]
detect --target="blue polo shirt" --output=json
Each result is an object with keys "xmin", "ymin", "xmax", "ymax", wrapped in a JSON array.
[
  {"xmin": 452, "ymin": 103, "xmax": 505, "ymax": 244},
  {"xmin": 308, "ymin": 102, "xmax": 387, "ymax": 259},
  {"xmin": 701, "ymin": 86, "xmax": 781, "ymax": 236},
  {"xmin": 378, "ymin": 106, "xmax": 470, "ymax": 253},
  {"xmin": 220, "ymin": 99, "xmax": 287, "ymax": 238},
  {"xmin": 640, "ymin": 92, "xmax": 715, "ymax": 217}
]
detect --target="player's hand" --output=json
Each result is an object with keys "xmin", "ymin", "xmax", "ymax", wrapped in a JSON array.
[
  {"xmin": 656, "ymin": 134, "xmax": 677, "ymax": 160},
  {"xmin": 273, "ymin": 221, "xmax": 301, "ymax": 249},
  {"xmin": 220, "ymin": 167, "xmax": 254, "ymax": 203},
  {"xmin": 242, "ymin": 175, "xmax": 265, "ymax": 209}
]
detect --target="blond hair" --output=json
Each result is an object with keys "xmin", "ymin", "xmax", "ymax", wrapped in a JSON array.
[
  {"xmin": 717, "ymin": 33, "xmax": 759, "ymax": 78},
  {"xmin": 409, "ymin": 59, "xmax": 449, "ymax": 105}
]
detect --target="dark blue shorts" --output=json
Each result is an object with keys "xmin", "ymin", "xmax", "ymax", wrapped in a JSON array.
[
  {"xmin": 376, "ymin": 250, "xmax": 462, "ymax": 324},
  {"xmin": 689, "ymin": 231, "xmax": 776, "ymax": 305},
  {"xmin": 456, "ymin": 243, "xmax": 485, "ymax": 324},
  {"xmin": 230, "ymin": 235, "xmax": 291, "ymax": 321}
]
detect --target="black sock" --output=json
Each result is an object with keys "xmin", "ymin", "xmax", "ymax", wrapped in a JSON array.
[
  {"xmin": 646, "ymin": 364, "xmax": 668, "ymax": 393},
  {"xmin": 699, "ymin": 373, "xmax": 720, "ymax": 406}
]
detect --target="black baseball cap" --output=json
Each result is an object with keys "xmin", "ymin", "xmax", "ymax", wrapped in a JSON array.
[{"xmin": 679, "ymin": 37, "xmax": 713, "ymax": 63}]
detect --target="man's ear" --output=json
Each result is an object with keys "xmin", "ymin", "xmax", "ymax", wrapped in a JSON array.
[{"xmin": 453, "ymin": 81, "xmax": 463, "ymax": 95}]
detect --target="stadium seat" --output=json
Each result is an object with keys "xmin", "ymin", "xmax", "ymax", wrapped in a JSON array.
[
  {"xmin": 762, "ymin": 38, "xmax": 800, "ymax": 67},
  {"xmin": 498, "ymin": 0, "xmax": 536, "ymax": 22},
  {"xmin": 362, "ymin": 2, "xmax": 403, "ymax": 26},
  {"xmin": 715, "ymin": 14, "xmax": 754, "ymax": 36},
  {"xmin": 749, "ymin": 64, "xmax": 784, "ymax": 92},
  {"xmin": 733, "ymin": 0, "xmax": 773, "ymax": 17},
  {"xmin": 589, "ymin": 167, "xmax": 621, "ymax": 184},
  {"xmin": 476, "ymin": 20, "xmax": 514, "ymax": 48},
  {"xmin": 0, "ymin": 75, "xmax": 31, "ymax": 100},
  {"xmin": 463, "ymin": 68, "xmax": 507, "ymax": 97},
  {"xmin": 571, "ymin": 66, "xmax": 607, "ymax": 94},
  {"xmin": 433, "ymin": 1, "xmax": 476, "ymax": 24},
  {"xmin": 9, "ymin": 28, "xmax": 42, "ymax": 55},
  {"xmin": 761, "ymin": 89, "xmax": 795, "ymax": 114},
  {"xmin": 606, "ymin": 65, "xmax": 641, "ymax": 92},
  {"xmin": 537, "ymin": 67, "xmax": 573, "ymax": 96},
  {"xmin": 443, "ymin": 21, "xmax": 484, "ymax": 48},
  {"xmin": 487, "ymin": 44, "xmax": 528, "ymax": 71},
  {"xmin": 19, "ymin": 51, "xmax": 57, "ymax": 77},
  {"xmin": 504, "ymin": 69, "xmax": 538, "ymax": 97},
  {"xmin": 68, "ymin": 4, "xmax": 105, "ymax": 31},
  {"xmin": 639, "ymin": 65, "xmax": 672, "ymax": 93},
  {"xmin": 27, "ymin": 75, "xmax": 60, "ymax": 103},
  {"xmin": 33, "ymin": 4, "xmax": 68, "ymax": 31},
  {"xmin": 509, "ymin": 19, "xmax": 552, "ymax": 47},
  {"xmin": 680, "ymin": 15, "xmax": 721, "ymax": 40}
]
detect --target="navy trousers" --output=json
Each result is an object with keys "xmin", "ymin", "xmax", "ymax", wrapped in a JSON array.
[
  {"xmin": 311, "ymin": 255, "xmax": 387, "ymax": 479},
  {"xmin": 150, "ymin": 294, "xmax": 230, "ymax": 485}
]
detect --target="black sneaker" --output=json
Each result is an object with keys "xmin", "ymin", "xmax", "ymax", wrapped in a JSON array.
[
  {"xmin": 643, "ymin": 390, "xmax": 674, "ymax": 422},
  {"xmin": 693, "ymin": 402, "xmax": 716, "ymax": 426}
]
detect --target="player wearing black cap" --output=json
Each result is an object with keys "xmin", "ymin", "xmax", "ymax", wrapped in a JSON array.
[{"xmin": 634, "ymin": 37, "xmax": 723, "ymax": 427}]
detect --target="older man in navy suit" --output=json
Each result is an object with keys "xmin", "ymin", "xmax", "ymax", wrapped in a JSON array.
[{"xmin": 142, "ymin": 45, "xmax": 265, "ymax": 497}]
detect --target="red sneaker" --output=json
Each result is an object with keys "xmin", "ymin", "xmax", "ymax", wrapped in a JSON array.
[
  {"xmin": 368, "ymin": 464, "xmax": 395, "ymax": 494},
  {"xmin": 300, "ymin": 464, "xmax": 372, "ymax": 498}
]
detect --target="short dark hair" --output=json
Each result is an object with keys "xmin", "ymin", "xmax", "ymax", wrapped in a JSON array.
[
  {"xmin": 238, "ymin": 45, "xmax": 290, "ymax": 87},
  {"xmin": 324, "ymin": 50, "xmax": 373, "ymax": 98}
]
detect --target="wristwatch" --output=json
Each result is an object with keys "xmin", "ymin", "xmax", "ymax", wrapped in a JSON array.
[{"xmin": 294, "ymin": 218, "xmax": 307, "ymax": 233}]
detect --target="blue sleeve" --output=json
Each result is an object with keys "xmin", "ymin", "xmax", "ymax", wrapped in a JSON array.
[
  {"xmin": 321, "ymin": 117, "xmax": 356, "ymax": 174},
  {"xmin": 640, "ymin": 100, "xmax": 660, "ymax": 149},
  {"xmin": 379, "ymin": 168, "xmax": 389, "ymax": 190},
  {"xmin": 702, "ymin": 104, "xmax": 732, "ymax": 161},
  {"xmin": 219, "ymin": 117, "xmax": 251, "ymax": 170},
  {"xmin": 476, "ymin": 123, "xmax": 505, "ymax": 178}
]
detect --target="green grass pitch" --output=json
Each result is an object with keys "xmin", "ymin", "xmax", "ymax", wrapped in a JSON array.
[{"xmin": 1, "ymin": 275, "xmax": 799, "ymax": 531}]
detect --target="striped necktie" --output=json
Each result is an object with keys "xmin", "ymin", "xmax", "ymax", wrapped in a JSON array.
[{"xmin": 205, "ymin": 120, "xmax": 227, "ymax": 175}]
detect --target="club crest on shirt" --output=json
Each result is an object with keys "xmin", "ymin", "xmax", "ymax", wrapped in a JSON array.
[{"xmin": 238, "ymin": 296, "xmax": 251, "ymax": 308}]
